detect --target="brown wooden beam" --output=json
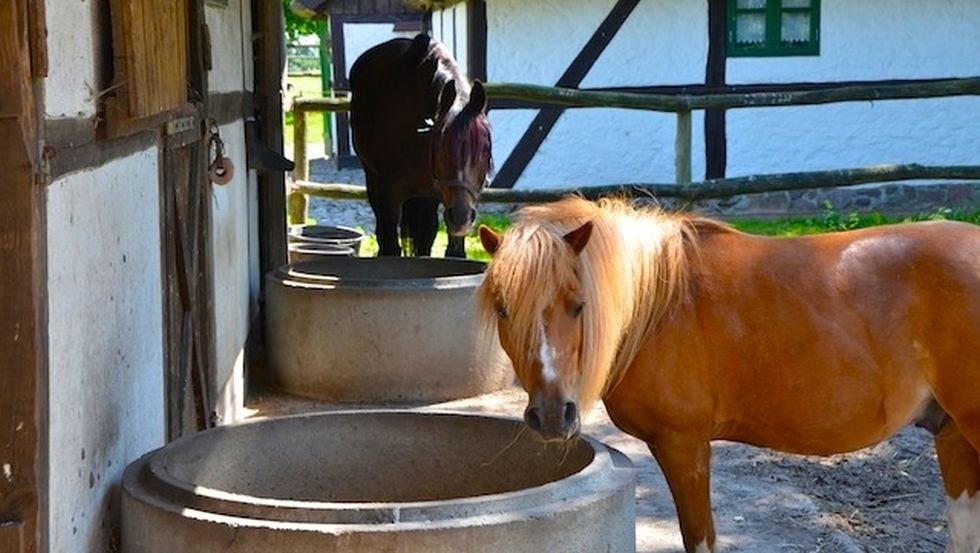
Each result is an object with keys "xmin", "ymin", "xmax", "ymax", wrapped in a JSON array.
[
  {"xmin": 254, "ymin": 0, "xmax": 288, "ymax": 279},
  {"xmin": 705, "ymin": 0, "xmax": 727, "ymax": 179},
  {"xmin": 0, "ymin": 2, "xmax": 43, "ymax": 552},
  {"xmin": 297, "ymin": 164, "xmax": 980, "ymax": 203}
]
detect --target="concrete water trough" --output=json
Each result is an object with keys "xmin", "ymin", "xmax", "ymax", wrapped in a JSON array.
[
  {"xmin": 265, "ymin": 257, "xmax": 513, "ymax": 403},
  {"xmin": 122, "ymin": 411, "xmax": 636, "ymax": 552}
]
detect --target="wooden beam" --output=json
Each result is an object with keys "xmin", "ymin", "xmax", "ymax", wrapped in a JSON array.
[
  {"xmin": 483, "ymin": 78, "xmax": 980, "ymax": 113},
  {"xmin": 0, "ymin": 2, "xmax": 42, "ymax": 552},
  {"xmin": 704, "ymin": 0, "xmax": 726, "ymax": 179},
  {"xmin": 297, "ymin": 164, "xmax": 980, "ymax": 203},
  {"xmin": 254, "ymin": 0, "xmax": 288, "ymax": 278}
]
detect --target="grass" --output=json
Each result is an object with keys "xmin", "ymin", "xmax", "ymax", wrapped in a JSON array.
[
  {"xmin": 352, "ymin": 206, "xmax": 980, "ymax": 260},
  {"xmin": 284, "ymin": 74, "xmax": 329, "ymax": 147}
]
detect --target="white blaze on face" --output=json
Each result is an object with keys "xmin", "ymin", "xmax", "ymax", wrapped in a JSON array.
[
  {"xmin": 947, "ymin": 491, "xmax": 980, "ymax": 553},
  {"xmin": 538, "ymin": 321, "xmax": 558, "ymax": 385}
]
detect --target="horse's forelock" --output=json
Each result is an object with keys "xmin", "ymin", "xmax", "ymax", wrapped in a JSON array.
[{"xmin": 480, "ymin": 196, "xmax": 697, "ymax": 413}]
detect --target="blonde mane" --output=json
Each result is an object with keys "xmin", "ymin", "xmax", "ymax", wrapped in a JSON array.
[{"xmin": 478, "ymin": 196, "xmax": 719, "ymax": 412}]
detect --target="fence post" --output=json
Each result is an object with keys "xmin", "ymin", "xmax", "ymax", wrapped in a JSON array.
[
  {"xmin": 674, "ymin": 109, "xmax": 692, "ymax": 185},
  {"xmin": 293, "ymin": 106, "xmax": 308, "ymax": 182}
]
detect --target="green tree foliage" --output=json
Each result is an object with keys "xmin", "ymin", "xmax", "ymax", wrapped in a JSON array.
[{"xmin": 284, "ymin": 0, "xmax": 321, "ymax": 43}]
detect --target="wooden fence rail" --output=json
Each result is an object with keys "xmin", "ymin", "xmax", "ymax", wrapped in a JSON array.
[
  {"xmin": 296, "ymin": 164, "xmax": 980, "ymax": 204},
  {"xmin": 289, "ymin": 77, "xmax": 980, "ymax": 187}
]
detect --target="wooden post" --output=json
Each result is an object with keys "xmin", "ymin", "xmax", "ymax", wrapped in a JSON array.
[
  {"xmin": 293, "ymin": 106, "xmax": 308, "ymax": 182},
  {"xmin": 0, "ymin": 1, "xmax": 43, "ymax": 551},
  {"xmin": 674, "ymin": 110, "xmax": 692, "ymax": 185}
]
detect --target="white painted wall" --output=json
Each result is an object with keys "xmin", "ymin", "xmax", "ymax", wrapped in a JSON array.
[
  {"xmin": 726, "ymin": 0, "xmax": 980, "ymax": 177},
  {"xmin": 210, "ymin": 120, "xmax": 252, "ymax": 424},
  {"xmin": 432, "ymin": 2, "xmax": 469, "ymax": 74},
  {"xmin": 47, "ymin": 149, "xmax": 165, "ymax": 553},
  {"xmin": 207, "ymin": 0, "xmax": 251, "ymax": 93},
  {"xmin": 206, "ymin": 0, "xmax": 256, "ymax": 424},
  {"xmin": 487, "ymin": 0, "xmax": 707, "ymax": 187},
  {"xmin": 44, "ymin": 0, "xmax": 101, "ymax": 118},
  {"xmin": 486, "ymin": 0, "xmax": 980, "ymax": 186},
  {"xmin": 727, "ymin": 0, "xmax": 980, "ymax": 84}
]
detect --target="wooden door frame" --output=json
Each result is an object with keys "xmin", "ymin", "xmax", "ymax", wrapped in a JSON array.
[{"xmin": 0, "ymin": 1, "xmax": 46, "ymax": 552}]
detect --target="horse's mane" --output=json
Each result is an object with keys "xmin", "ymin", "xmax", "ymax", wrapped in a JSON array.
[{"xmin": 478, "ymin": 196, "xmax": 727, "ymax": 411}]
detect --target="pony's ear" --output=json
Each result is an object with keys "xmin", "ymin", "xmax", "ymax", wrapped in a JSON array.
[
  {"xmin": 563, "ymin": 221, "xmax": 593, "ymax": 255},
  {"xmin": 468, "ymin": 81, "xmax": 488, "ymax": 114},
  {"xmin": 479, "ymin": 225, "xmax": 502, "ymax": 256},
  {"xmin": 437, "ymin": 80, "xmax": 457, "ymax": 118}
]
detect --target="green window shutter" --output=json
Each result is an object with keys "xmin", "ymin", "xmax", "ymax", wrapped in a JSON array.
[{"xmin": 728, "ymin": 0, "xmax": 820, "ymax": 57}]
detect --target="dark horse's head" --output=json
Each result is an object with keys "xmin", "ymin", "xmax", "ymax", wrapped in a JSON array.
[{"xmin": 430, "ymin": 79, "xmax": 492, "ymax": 237}]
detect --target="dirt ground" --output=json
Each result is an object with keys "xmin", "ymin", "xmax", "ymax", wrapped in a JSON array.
[{"xmin": 250, "ymin": 385, "xmax": 949, "ymax": 553}]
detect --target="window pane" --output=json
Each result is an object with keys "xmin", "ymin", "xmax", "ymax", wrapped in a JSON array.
[
  {"xmin": 737, "ymin": 0, "xmax": 766, "ymax": 8},
  {"xmin": 781, "ymin": 12, "xmax": 810, "ymax": 44},
  {"xmin": 736, "ymin": 13, "xmax": 767, "ymax": 45},
  {"xmin": 782, "ymin": 0, "xmax": 811, "ymax": 7}
]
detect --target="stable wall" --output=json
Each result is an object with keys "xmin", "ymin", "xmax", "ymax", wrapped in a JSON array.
[
  {"xmin": 46, "ymin": 150, "xmax": 165, "ymax": 553},
  {"xmin": 206, "ymin": 0, "xmax": 256, "ymax": 426},
  {"xmin": 485, "ymin": 0, "xmax": 979, "ymax": 186},
  {"xmin": 486, "ymin": 0, "xmax": 707, "ymax": 186},
  {"xmin": 725, "ymin": 0, "xmax": 980, "ymax": 177},
  {"xmin": 41, "ymin": 0, "xmax": 259, "ymax": 551}
]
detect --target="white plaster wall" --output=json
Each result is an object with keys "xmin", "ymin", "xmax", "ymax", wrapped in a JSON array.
[
  {"xmin": 207, "ymin": 0, "xmax": 250, "ymax": 93},
  {"xmin": 726, "ymin": 0, "xmax": 980, "ymax": 176},
  {"xmin": 728, "ymin": 0, "xmax": 980, "ymax": 84},
  {"xmin": 47, "ymin": 149, "xmax": 164, "ymax": 553},
  {"xmin": 487, "ymin": 0, "xmax": 708, "ymax": 187},
  {"xmin": 432, "ymin": 3, "xmax": 469, "ymax": 73},
  {"xmin": 44, "ymin": 0, "xmax": 101, "ymax": 118},
  {"xmin": 211, "ymin": 120, "xmax": 251, "ymax": 424},
  {"xmin": 727, "ymin": 97, "xmax": 980, "ymax": 177},
  {"xmin": 487, "ymin": 0, "xmax": 979, "ymax": 186}
]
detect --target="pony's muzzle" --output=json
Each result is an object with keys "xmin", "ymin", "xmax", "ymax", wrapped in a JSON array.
[{"xmin": 524, "ymin": 399, "xmax": 580, "ymax": 442}]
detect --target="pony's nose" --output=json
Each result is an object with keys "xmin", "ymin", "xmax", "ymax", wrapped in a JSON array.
[
  {"xmin": 524, "ymin": 405, "xmax": 543, "ymax": 432},
  {"xmin": 524, "ymin": 399, "xmax": 580, "ymax": 441}
]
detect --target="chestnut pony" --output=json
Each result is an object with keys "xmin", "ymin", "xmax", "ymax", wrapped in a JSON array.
[
  {"xmin": 478, "ymin": 197, "xmax": 980, "ymax": 553},
  {"xmin": 350, "ymin": 34, "xmax": 492, "ymax": 257}
]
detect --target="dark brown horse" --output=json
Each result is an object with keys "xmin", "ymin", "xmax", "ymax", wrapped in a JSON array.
[{"xmin": 350, "ymin": 34, "xmax": 492, "ymax": 257}]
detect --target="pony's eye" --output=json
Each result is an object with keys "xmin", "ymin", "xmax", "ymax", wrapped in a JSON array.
[
  {"xmin": 573, "ymin": 302, "xmax": 585, "ymax": 317},
  {"xmin": 496, "ymin": 304, "xmax": 508, "ymax": 320}
]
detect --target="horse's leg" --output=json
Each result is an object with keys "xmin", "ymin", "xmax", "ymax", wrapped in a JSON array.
[
  {"xmin": 366, "ymin": 171, "xmax": 401, "ymax": 256},
  {"xmin": 445, "ymin": 234, "xmax": 466, "ymax": 258},
  {"xmin": 935, "ymin": 419, "xmax": 980, "ymax": 553},
  {"xmin": 649, "ymin": 436, "xmax": 716, "ymax": 553},
  {"xmin": 406, "ymin": 197, "xmax": 439, "ymax": 257}
]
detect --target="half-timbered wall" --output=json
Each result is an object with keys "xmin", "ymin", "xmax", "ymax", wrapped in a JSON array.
[
  {"xmin": 41, "ymin": 0, "xmax": 257, "ymax": 551},
  {"xmin": 486, "ymin": 0, "xmax": 708, "ymax": 187},
  {"xmin": 725, "ymin": 0, "xmax": 980, "ymax": 177},
  {"xmin": 432, "ymin": 2, "xmax": 468, "ymax": 74},
  {"xmin": 484, "ymin": 0, "xmax": 980, "ymax": 187}
]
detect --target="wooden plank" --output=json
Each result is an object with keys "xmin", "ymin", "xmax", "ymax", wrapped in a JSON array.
[
  {"xmin": 0, "ymin": 520, "xmax": 24, "ymax": 553},
  {"xmin": 297, "ymin": 164, "xmax": 980, "ymax": 203},
  {"xmin": 0, "ymin": 2, "xmax": 41, "ymax": 551}
]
